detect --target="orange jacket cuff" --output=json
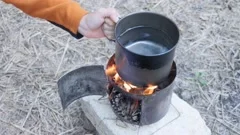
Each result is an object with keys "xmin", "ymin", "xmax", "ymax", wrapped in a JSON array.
[{"xmin": 3, "ymin": 0, "xmax": 88, "ymax": 35}]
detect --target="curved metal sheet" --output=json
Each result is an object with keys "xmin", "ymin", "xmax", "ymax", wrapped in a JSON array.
[{"xmin": 57, "ymin": 65, "xmax": 107, "ymax": 110}]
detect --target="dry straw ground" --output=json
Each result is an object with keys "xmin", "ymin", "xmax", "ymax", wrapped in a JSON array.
[{"xmin": 0, "ymin": 0, "xmax": 239, "ymax": 135}]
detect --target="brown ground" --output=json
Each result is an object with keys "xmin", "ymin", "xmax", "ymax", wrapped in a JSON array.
[{"xmin": 0, "ymin": 0, "xmax": 239, "ymax": 135}]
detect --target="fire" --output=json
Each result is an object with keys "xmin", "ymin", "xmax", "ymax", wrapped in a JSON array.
[
  {"xmin": 143, "ymin": 85, "xmax": 158, "ymax": 95},
  {"xmin": 106, "ymin": 64, "xmax": 157, "ymax": 95},
  {"xmin": 123, "ymin": 82, "xmax": 137, "ymax": 92},
  {"xmin": 105, "ymin": 65, "xmax": 117, "ymax": 77}
]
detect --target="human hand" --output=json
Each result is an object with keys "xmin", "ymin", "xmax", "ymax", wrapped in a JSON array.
[{"xmin": 78, "ymin": 8, "xmax": 119, "ymax": 39}]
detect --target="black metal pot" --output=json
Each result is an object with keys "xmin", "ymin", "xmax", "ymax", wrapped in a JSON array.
[{"xmin": 114, "ymin": 12, "xmax": 179, "ymax": 86}]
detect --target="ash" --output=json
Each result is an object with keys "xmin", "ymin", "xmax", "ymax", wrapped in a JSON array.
[{"xmin": 109, "ymin": 87, "xmax": 141, "ymax": 125}]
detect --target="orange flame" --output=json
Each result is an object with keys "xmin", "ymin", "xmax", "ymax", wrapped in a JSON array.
[
  {"xmin": 143, "ymin": 85, "xmax": 158, "ymax": 95},
  {"xmin": 123, "ymin": 82, "xmax": 137, "ymax": 92},
  {"xmin": 105, "ymin": 65, "xmax": 117, "ymax": 77},
  {"xmin": 106, "ymin": 64, "xmax": 157, "ymax": 95}
]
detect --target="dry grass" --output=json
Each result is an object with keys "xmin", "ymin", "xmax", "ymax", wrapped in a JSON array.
[{"xmin": 0, "ymin": 0, "xmax": 239, "ymax": 135}]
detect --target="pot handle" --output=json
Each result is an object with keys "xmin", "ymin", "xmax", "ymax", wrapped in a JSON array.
[{"xmin": 102, "ymin": 18, "xmax": 116, "ymax": 42}]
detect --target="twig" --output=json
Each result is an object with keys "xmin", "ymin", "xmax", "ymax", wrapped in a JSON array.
[
  {"xmin": 152, "ymin": 0, "xmax": 163, "ymax": 9},
  {"xmin": 0, "ymin": 118, "xmax": 37, "ymax": 135},
  {"xmin": 216, "ymin": 119, "xmax": 240, "ymax": 135},
  {"xmin": 21, "ymin": 92, "xmax": 40, "ymax": 127},
  {"xmin": 58, "ymin": 128, "xmax": 75, "ymax": 135},
  {"xmin": 207, "ymin": 94, "xmax": 219, "ymax": 111},
  {"xmin": 4, "ymin": 55, "xmax": 16, "ymax": 73},
  {"xmin": 184, "ymin": 36, "xmax": 206, "ymax": 53},
  {"xmin": 197, "ymin": 83, "xmax": 211, "ymax": 103},
  {"xmin": 0, "ymin": 8, "xmax": 10, "ymax": 33},
  {"xmin": 204, "ymin": 114, "xmax": 240, "ymax": 135},
  {"xmin": 27, "ymin": 32, "xmax": 41, "ymax": 42},
  {"xmin": 55, "ymin": 38, "xmax": 70, "ymax": 77},
  {"xmin": 231, "ymin": 103, "xmax": 240, "ymax": 113},
  {"xmin": 27, "ymin": 32, "xmax": 41, "ymax": 56},
  {"xmin": 111, "ymin": 0, "xmax": 121, "ymax": 8},
  {"xmin": 24, "ymin": 53, "xmax": 40, "ymax": 71},
  {"xmin": 228, "ymin": 110, "xmax": 240, "ymax": 118},
  {"xmin": 215, "ymin": 45, "xmax": 235, "ymax": 70},
  {"xmin": 40, "ymin": 102, "xmax": 63, "ymax": 117}
]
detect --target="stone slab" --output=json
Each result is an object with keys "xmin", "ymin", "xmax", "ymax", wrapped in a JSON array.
[{"xmin": 80, "ymin": 93, "xmax": 211, "ymax": 135}]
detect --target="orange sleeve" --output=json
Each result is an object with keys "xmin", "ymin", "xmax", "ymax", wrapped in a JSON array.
[{"xmin": 3, "ymin": 0, "xmax": 88, "ymax": 37}]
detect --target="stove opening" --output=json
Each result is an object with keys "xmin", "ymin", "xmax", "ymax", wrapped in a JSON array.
[{"xmin": 108, "ymin": 84, "xmax": 142, "ymax": 124}]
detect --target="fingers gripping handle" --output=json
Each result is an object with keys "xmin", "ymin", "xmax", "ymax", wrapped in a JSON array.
[{"xmin": 103, "ymin": 18, "xmax": 116, "ymax": 41}]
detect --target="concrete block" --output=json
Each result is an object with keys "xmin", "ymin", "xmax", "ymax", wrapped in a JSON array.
[{"xmin": 80, "ymin": 93, "xmax": 211, "ymax": 135}]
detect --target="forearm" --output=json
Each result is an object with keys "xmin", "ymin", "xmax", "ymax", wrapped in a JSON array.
[{"xmin": 3, "ymin": 0, "xmax": 88, "ymax": 38}]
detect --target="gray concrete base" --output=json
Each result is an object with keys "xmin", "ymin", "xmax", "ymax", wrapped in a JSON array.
[{"xmin": 80, "ymin": 93, "xmax": 211, "ymax": 135}]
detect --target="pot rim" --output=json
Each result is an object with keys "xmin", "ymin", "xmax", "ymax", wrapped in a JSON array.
[{"xmin": 114, "ymin": 11, "xmax": 180, "ymax": 57}]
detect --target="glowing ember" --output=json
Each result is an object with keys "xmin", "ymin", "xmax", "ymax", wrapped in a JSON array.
[{"xmin": 106, "ymin": 64, "xmax": 157, "ymax": 95}]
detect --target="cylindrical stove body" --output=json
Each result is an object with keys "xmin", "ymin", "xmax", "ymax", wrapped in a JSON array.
[{"xmin": 107, "ymin": 55, "xmax": 177, "ymax": 125}]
